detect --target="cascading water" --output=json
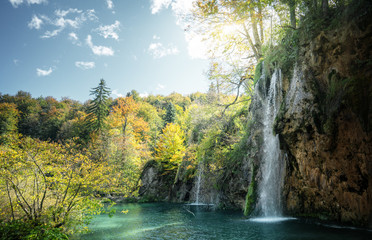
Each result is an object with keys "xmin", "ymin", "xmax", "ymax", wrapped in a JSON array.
[
  {"xmin": 189, "ymin": 163, "xmax": 216, "ymax": 207},
  {"xmin": 194, "ymin": 164, "xmax": 203, "ymax": 205},
  {"xmin": 256, "ymin": 69, "xmax": 285, "ymax": 217}
]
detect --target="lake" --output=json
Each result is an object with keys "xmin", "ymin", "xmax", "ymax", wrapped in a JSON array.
[{"xmin": 76, "ymin": 203, "xmax": 372, "ymax": 240}]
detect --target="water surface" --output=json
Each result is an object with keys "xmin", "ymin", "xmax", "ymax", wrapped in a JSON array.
[{"xmin": 76, "ymin": 203, "xmax": 372, "ymax": 240}]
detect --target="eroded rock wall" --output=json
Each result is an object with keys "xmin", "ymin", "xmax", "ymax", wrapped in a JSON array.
[{"xmin": 275, "ymin": 8, "xmax": 372, "ymax": 226}]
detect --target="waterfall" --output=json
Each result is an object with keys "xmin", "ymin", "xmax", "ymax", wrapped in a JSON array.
[
  {"xmin": 257, "ymin": 69, "xmax": 284, "ymax": 217},
  {"xmin": 194, "ymin": 164, "xmax": 203, "ymax": 204}
]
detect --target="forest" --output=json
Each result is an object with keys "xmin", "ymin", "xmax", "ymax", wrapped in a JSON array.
[
  {"xmin": 0, "ymin": 82, "xmax": 250, "ymax": 238},
  {"xmin": 1, "ymin": 0, "xmax": 371, "ymax": 239}
]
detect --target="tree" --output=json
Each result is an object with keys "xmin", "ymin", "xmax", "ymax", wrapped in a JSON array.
[
  {"xmin": 126, "ymin": 89, "xmax": 141, "ymax": 101},
  {"xmin": 164, "ymin": 102, "xmax": 176, "ymax": 124},
  {"xmin": 0, "ymin": 137, "xmax": 112, "ymax": 231},
  {"xmin": 155, "ymin": 123, "xmax": 186, "ymax": 172},
  {"xmin": 0, "ymin": 103, "xmax": 19, "ymax": 144},
  {"xmin": 193, "ymin": 0, "xmax": 271, "ymax": 61},
  {"xmin": 86, "ymin": 79, "xmax": 111, "ymax": 134},
  {"xmin": 189, "ymin": 0, "xmax": 270, "ymax": 109},
  {"xmin": 282, "ymin": 0, "xmax": 297, "ymax": 28},
  {"xmin": 105, "ymin": 96, "xmax": 151, "ymax": 195}
]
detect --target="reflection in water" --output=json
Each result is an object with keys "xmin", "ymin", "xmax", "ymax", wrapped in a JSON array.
[{"xmin": 75, "ymin": 203, "xmax": 372, "ymax": 240}]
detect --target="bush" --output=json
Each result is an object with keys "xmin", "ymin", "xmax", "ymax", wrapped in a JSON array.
[{"xmin": 0, "ymin": 220, "xmax": 68, "ymax": 240}]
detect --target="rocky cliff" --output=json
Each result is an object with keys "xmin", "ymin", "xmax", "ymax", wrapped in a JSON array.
[{"xmin": 274, "ymin": 5, "xmax": 372, "ymax": 227}]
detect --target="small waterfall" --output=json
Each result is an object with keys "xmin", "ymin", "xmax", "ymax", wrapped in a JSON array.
[
  {"xmin": 194, "ymin": 164, "xmax": 203, "ymax": 204},
  {"xmin": 257, "ymin": 69, "xmax": 284, "ymax": 217},
  {"xmin": 189, "ymin": 163, "xmax": 216, "ymax": 206}
]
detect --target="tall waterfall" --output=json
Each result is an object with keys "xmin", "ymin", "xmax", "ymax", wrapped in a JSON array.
[{"xmin": 257, "ymin": 69, "xmax": 284, "ymax": 217}]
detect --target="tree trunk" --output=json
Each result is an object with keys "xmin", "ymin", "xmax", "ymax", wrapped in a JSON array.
[
  {"xmin": 322, "ymin": 0, "xmax": 329, "ymax": 17},
  {"xmin": 257, "ymin": 1, "xmax": 264, "ymax": 42},
  {"xmin": 289, "ymin": 0, "xmax": 296, "ymax": 29},
  {"xmin": 243, "ymin": 24, "xmax": 260, "ymax": 61},
  {"xmin": 250, "ymin": 10, "xmax": 262, "ymax": 57},
  {"xmin": 5, "ymin": 181, "xmax": 15, "ymax": 220},
  {"xmin": 313, "ymin": 0, "xmax": 318, "ymax": 11}
]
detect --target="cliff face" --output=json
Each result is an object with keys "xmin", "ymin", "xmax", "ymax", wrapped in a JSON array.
[{"xmin": 275, "ymin": 9, "xmax": 372, "ymax": 226}]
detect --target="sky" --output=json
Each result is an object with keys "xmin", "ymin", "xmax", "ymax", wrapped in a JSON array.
[{"xmin": 0, "ymin": 0, "xmax": 209, "ymax": 102}]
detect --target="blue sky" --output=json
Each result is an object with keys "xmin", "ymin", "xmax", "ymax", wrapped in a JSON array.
[{"xmin": 0, "ymin": 0, "xmax": 209, "ymax": 102}]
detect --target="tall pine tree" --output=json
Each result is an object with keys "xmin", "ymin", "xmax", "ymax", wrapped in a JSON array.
[
  {"xmin": 164, "ymin": 102, "xmax": 176, "ymax": 125},
  {"xmin": 86, "ymin": 79, "xmax": 111, "ymax": 133}
]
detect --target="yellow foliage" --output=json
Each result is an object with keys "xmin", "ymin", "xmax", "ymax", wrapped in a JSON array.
[
  {"xmin": 0, "ymin": 137, "xmax": 112, "ymax": 230},
  {"xmin": 155, "ymin": 123, "xmax": 186, "ymax": 171}
]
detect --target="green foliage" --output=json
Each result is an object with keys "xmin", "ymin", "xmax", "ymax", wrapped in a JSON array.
[
  {"xmin": 155, "ymin": 123, "xmax": 186, "ymax": 173},
  {"xmin": 0, "ymin": 103, "xmax": 19, "ymax": 144},
  {"xmin": 86, "ymin": 79, "xmax": 111, "ymax": 133},
  {"xmin": 263, "ymin": 27, "xmax": 299, "ymax": 76},
  {"xmin": 164, "ymin": 102, "xmax": 176, "ymax": 124},
  {"xmin": 312, "ymin": 70, "xmax": 350, "ymax": 135},
  {"xmin": 253, "ymin": 60, "xmax": 263, "ymax": 86},
  {"xmin": 0, "ymin": 137, "xmax": 113, "ymax": 234},
  {"xmin": 0, "ymin": 220, "xmax": 68, "ymax": 240}
]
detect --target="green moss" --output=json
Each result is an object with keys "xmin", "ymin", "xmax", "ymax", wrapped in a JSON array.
[
  {"xmin": 244, "ymin": 164, "xmax": 257, "ymax": 216},
  {"xmin": 253, "ymin": 60, "xmax": 263, "ymax": 86}
]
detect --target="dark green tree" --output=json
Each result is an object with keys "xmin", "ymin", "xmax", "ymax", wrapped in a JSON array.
[
  {"xmin": 126, "ymin": 89, "xmax": 140, "ymax": 101},
  {"xmin": 164, "ymin": 102, "xmax": 176, "ymax": 124},
  {"xmin": 86, "ymin": 79, "xmax": 111, "ymax": 133}
]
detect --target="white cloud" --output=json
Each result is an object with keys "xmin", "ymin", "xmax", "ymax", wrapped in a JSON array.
[
  {"xmin": 28, "ymin": 15, "xmax": 43, "ymax": 29},
  {"xmin": 9, "ymin": 0, "xmax": 47, "ymax": 8},
  {"xmin": 86, "ymin": 35, "xmax": 114, "ymax": 56},
  {"xmin": 13, "ymin": 59, "xmax": 19, "ymax": 65},
  {"xmin": 9, "ymin": 0, "xmax": 23, "ymax": 7},
  {"xmin": 41, "ymin": 28, "xmax": 62, "ymax": 38},
  {"xmin": 55, "ymin": 8, "xmax": 82, "ymax": 17},
  {"xmin": 153, "ymin": 35, "xmax": 160, "ymax": 40},
  {"xmin": 106, "ymin": 0, "xmax": 114, "ymax": 9},
  {"xmin": 27, "ymin": 0, "xmax": 47, "ymax": 4},
  {"xmin": 139, "ymin": 92, "xmax": 149, "ymax": 98},
  {"xmin": 29, "ymin": 9, "xmax": 97, "ymax": 39},
  {"xmin": 94, "ymin": 21, "xmax": 120, "ymax": 40},
  {"xmin": 75, "ymin": 61, "xmax": 95, "ymax": 70},
  {"xmin": 185, "ymin": 32, "xmax": 208, "ymax": 59},
  {"xmin": 148, "ymin": 42, "xmax": 179, "ymax": 59},
  {"xmin": 68, "ymin": 32, "xmax": 80, "ymax": 45},
  {"xmin": 171, "ymin": 0, "xmax": 195, "ymax": 17},
  {"xmin": 156, "ymin": 83, "xmax": 165, "ymax": 90},
  {"xmin": 36, "ymin": 67, "xmax": 53, "ymax": 77},
  {"xmin": 148, "ymin": 0, "xmax": 207, "ymax": 59},
  {"xmin": 150, "ymin": 0, "xmax": 172, "ymax": 14},
  {"xmin": 112, "ymin": 89, "xmax": 123, "ymax": 98}
]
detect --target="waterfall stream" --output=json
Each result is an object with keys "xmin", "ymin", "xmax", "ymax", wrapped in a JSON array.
[
  {"xmin": 194, "ymin": 164, "xmax": 203, "ymax": 205},
  {"xmin": 257, "ymin": 69, "xmax": 285, "ymax": 217}
]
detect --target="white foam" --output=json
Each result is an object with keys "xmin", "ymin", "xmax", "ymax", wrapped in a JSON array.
[
  {"xmin": 186, "ymin": 203, "xmax": 214, "ymax": 206},
  {"xmin": 248, "ymin": 217, "xmax": 297, "ymax": 223}
]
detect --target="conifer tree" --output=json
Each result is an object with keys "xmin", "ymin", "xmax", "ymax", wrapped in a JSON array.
[
  {"xmin": 164, "ymin": 102, "xmax": 176, "ymax": 124},
  {"xmin": 86, "ymin": 79, "xmax": 111, "ymax": 133}
]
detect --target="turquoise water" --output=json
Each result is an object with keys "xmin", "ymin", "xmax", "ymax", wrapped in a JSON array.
[{"xmin": 76, "ymin": 203, "xmax": 372, "ymax": 240}]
